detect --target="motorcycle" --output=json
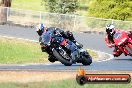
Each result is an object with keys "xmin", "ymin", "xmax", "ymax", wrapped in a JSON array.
[
  {"xmin": 40, "ymin": 31, "xmax": 92, "ymax": 66},
  {"xmin": 113, "ymin": 31, "xmax": 132, "ymax": 56}
]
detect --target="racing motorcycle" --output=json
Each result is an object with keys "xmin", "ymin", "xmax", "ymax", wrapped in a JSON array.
[
  {"xmin": 113, "ymin": 31, "xmax": 132, "ymax": 56},
  {"xmin": 40, "ymin": 31, "xmax": 92, "ymax": 66}
]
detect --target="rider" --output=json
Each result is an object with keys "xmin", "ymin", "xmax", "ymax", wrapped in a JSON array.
[
  {"xmin": 105, "ymin": 24, "xmax": 132, "ymax": 57},
  {"xmin": 36, "ymin": 23, "xmax": 82, "ymax": 61}
]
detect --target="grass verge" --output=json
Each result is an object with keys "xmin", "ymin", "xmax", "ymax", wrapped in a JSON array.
[
  {"xmin": 0, "ymin": 71, "xmax": 131, "ymax": 88},
  {"xmin": 0, "ymin": 78, "xmax": 131, "ymax": 88},
  {"xmin": 86, "ymin": 49, "xmax": 98, "ymax": 59},
  {"xmin": 0, "ymin": 37, "xmax": 48, "ymax": 64},
  {"xmin": 0, "ymin": 37, "xmax": 98, "ymax": 64}
]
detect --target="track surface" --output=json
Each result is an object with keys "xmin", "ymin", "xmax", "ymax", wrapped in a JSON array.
[{"xmin": 0, "ymin": 25, "xmax": 132, "ymax": 71}]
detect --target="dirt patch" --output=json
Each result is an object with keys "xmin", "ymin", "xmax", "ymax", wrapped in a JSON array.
[
  {"xmin": 0, "ymin": 71, "xmax": 76, "ymax": 83},
  {"xmin": 0, "ymin": 71, "xmax": 132, "ymax": 83}
]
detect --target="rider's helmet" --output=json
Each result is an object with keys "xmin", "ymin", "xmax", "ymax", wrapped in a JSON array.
[
  {"xmin": 36, "ymin": 23, "xmax": 46, "ymax": 36},
  {"xmin": 106, "ymin": 24, "xmax": 115, "ymax": 35}
]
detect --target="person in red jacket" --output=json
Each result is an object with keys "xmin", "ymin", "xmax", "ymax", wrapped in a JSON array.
[{"xmin": 105, "ymin": 24, "xmax": 132, "ymax": 57}]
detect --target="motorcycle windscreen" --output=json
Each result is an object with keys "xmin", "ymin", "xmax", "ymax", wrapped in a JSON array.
[
  {"xmin": 114, "ymin": 31, "xmax": 129, "ymax": 46},
  {"xmin": 41, "ymin": 31, "xmax": 52, "ymax": 45}
]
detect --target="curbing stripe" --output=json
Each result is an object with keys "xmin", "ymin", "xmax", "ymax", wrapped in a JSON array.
[
  {"xmin": 95, "ymin": 51, "xmax": 114, "ymax": 62},
  {"xmin": 0, "ymin": 35, "xmax": 39, "ymax": 43},
  {"xmin": 87, "ymin": 49, "xmax": 114, "ymax": 63}
]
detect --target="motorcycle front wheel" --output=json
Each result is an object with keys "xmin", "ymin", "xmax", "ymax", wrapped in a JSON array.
[
  {"xmin": 81, "ymin": 52, "xmax": 92, "ymax": 65},
  {"xmin": 52, "ymin": 48, "xmax": 72, "ymax": 66},
  {"xmin": 48, "ymin": 55, "xmax": 57, "ymax": 63}
]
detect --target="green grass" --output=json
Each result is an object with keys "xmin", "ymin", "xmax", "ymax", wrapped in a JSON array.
[
  {"xmin": 12, "ymin": 0, "xmax": 46, "ymax": 11},
  {"xmin": 0, "ymin": 37, "xmax": 48, "ymax": 64},
  {"xmin": 87, "ymin": 49, "xmax": 98, "ymax": 59},
  {"xmin": 0, "ymin": 79, "xmax": 131, "ymax": 88},
  {"xmin": 0, "ymin": 37, "xmax": 97, "ymax": 64}
]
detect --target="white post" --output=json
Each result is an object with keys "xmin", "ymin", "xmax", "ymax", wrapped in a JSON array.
[
  {"xmin": 39, "ymin": 11, "xmax": 42, "ymax": 23},
  {"xmin": 73, "ymin": 15, "xmax": 76, "ymax": 32},
  {"xmin": 6, "ymin": 7, "xmax": 9, "ymax": 22},
  {"xmin": 112, "ymin": 19, "xmax": 114, "ymax": 24}
]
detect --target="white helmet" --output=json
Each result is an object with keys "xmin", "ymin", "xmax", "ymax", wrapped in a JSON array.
[{"xmin": 106, "ymin": 24, "xmax": 115, "ymax": 35}]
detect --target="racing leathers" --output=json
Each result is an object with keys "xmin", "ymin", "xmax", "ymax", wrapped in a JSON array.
[
  {"xmin": 105, "ymin": 30, "xmax": 132, "ymax": 57},
  {"xmin": 40, "ymin": 27, "xmax": 82, "ymax": 62}
]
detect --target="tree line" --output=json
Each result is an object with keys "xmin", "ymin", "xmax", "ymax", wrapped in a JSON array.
[
  {"xmin": 0, "ymin": 0, "xmax": 132, "ymax": 24},
  {"xmin": 43, "ymin": 0, "xmax": 132, "ymax": 21},
  {"xmin": 87, "ymin": 0, "xmax": 132, "ymax": 21}
]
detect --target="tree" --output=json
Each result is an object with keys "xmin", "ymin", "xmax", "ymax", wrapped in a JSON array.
[
  {"xmin": 42, "ymin": 0, "xmax": 79, "ymax": 14},
  {"xmin": 88, "ymin": 0, "xmax": 132, "ymax": 21},
  {"xmin": 0, "ymin": 0, "xmax": 12, "ymax": 24}
]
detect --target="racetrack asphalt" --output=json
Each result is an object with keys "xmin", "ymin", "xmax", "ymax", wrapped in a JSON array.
[{"xmin": 0, "ymin": 25, "xmax": 132, "ymax": 71}]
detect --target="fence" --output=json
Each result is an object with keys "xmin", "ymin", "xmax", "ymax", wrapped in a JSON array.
[{"xmin": 1, "ymin": 7, "xmax": 132, "ymax": 32}]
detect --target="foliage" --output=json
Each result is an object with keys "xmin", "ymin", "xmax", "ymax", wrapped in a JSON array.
[
  {"xmin": 42, "ymin": 0, "xmax": 79, "ymax": 14},
  {"xmin": 88, "ymin": 0, "xmax": 132, "ymax": 21}
]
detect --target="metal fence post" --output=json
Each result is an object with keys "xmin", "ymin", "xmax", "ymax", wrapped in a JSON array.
[
  {"xmin": 73, "ymin": 15, "xmax": 76, "ymax": 31},
  {"xmin": 6, "ymin": 7, "xmax": 9, "ymax": 22},
  {"xmin": 39, "ymin": 11, "xmax": 42, "ymax": 23},
  {"xmin": 112, "ymin": 19, "xmax": 114, "ymax": 24}
]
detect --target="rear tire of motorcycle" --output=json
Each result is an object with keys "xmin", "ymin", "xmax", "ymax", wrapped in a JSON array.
[
  {"xmin": 53, "ymin": 49, "xmax": 72, "ymax": 66},
  {"xmin": 82, "ymin": 55, "xmax": 92, "ymax": 66}
]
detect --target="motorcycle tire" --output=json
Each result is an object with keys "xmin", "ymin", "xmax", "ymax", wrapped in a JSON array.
[
  {"xmin": 53, "ymin": 49, "xmax": 72, "ymax": 66},
  {"xmin": 81, "ymin": 52, "xmax": 92, "ymax": 65},
  {"xmin": 48, "ymin": 55, "xmax": 57, "ymax": 63}
]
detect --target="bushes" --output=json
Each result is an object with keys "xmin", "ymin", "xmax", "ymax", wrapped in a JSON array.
[
  {"xmin": 88, "ymin": 0, "xmax": 132, "ymax": 21},
  {"xmin": 42, "ymin": 0, "xmax": 79, "ymax": 14}
]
